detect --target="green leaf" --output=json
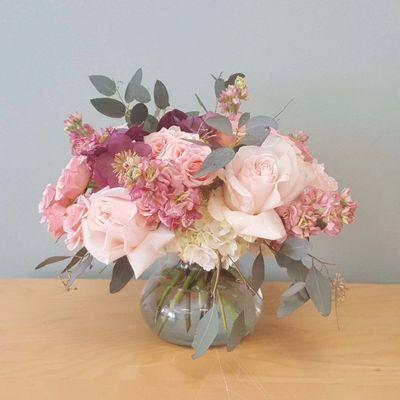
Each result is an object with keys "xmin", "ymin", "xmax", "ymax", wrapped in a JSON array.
[
  {"xmin": 279, "ymin": 237, "xmax": 311, "ymax": 260},
  {"xmin": 282, "ymin": 282, "xmax": 306, "ymax": 298},
  {"xmin": 66, "ymin": 255, "xmax": 93, "ymax": 289},
  {"xmin": 192, "ymin": 303, "xmax": 219, "ymax": 359},
  {"xmin": 110, "ymin": 256, "xmax": 134, "ymax": 293},
  {"xmin": 130, "ymin": 103, "xmax": 148, "ymax": 125},
  {"xmin": 227, "ymin": 311, "xmax": 246, "ymax": 352},
  {"xmin": 238, "ymin": 112, "xmax": 250, "ymax": 128},
  {"xmin": 275, "ymin": 253, "xmax": 309, "ymax": 282},
  {"xmin": 125, "ymin": 68, "xmax": 143, "ymax": 102},
  {"xmin": 240, "ymin": 115, "xmax": 278, "ymax": 146},
  {"xmin": 205, "ymin": 115, "xmax": 233, "ymax": 135},
  {"xmin": 251, "ymin": 251, "xmax": 264, "ymax": 291},
  {"xmin": 154, "ymin": 80, "xmax": 170, "ymax": 109},
  {"xmin": 143, "ymin": 115, "xmax": 158, "ymax": 132},
  {"xmin": 35, "ymin": 256, "xmax": 71, "ymax": 270},
  {"xmin": 277, "ymin": 290, "xmax": 309, "ymax": 318},
  {"xmin": 90, "ymin": 98, "xmax": 126, "ymax": 118},
  {"xmin": 134, "ymin": 85, "xmax": 151, "ymax": 103},
  {"xmin": 243, "ymin": 292, "xmax": 257, "ymax": 332},
  {"xmin": 195, "ymin": 94, "xmax": 208, "ymax": 113},
  {"xmin": 195, "ymin": 147, "xmax": 235, "ymax": 177},
  {"xmin": 225, "ymin": 72, "xmax": 245, "ymax": 87},
  {"xmin": 61, "ymin": 247, "xmax": 88, "ymax": 273},
  {"xmin": 214, "ymin": 78, "xmax": 225, "ymax": 98},
  {"xmin": 89, "ymin": 75, "xmax": 116, "ymax": 96},
  {"xmin": 305, "ymin": 267, "xmax": 332, "ymax": 316},
  {"xmin": 185, "ymin": 111, "xmax": 200, "ymax": 117}
]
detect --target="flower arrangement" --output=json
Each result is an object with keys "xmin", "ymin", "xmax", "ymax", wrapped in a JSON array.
[{"xmin": 37, "ymin": 70, "xmax": 356, "ymax": 358}]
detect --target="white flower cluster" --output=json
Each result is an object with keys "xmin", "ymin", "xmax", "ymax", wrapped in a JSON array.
[{"xmin": 176, "ymin": 208, "xmax": 252, "ymax": 271}]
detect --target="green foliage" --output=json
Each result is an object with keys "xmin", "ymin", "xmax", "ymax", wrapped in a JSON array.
[
  {"xmin": 90, "ymin": 98, "xmax": 126, "ymax": 118},
  {"xmin": 89, "ymin": 75, "xmax": 116, "ymax": 96},
  {"xmin": 110, "ymin": 256, "xmax": 134, "ymax": 293}
]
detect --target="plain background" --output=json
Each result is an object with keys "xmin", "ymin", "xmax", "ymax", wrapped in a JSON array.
[{"xmin": 1, "ymin": 0, "xmax": 399, "ymax": 282}]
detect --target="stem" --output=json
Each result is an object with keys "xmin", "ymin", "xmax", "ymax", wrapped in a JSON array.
[
  {"xmin": 185, "ymin": 291, "xmax": 191, "ymax": 333},
  {"xmin": 211, "ymin": 264, "xmax": 221, "ymax": 298},
  {"xmin": 216, "ymin": 289, "xmax": 228, "ymax": 331},
  {"xmin": 155, "ymin": 268, "xmax": 184, "ymax": 320}
]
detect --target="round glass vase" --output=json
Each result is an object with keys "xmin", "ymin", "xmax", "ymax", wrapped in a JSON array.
[{"xmin": 140, "ymin": 263, "xmax": 263, "ymax": 347}]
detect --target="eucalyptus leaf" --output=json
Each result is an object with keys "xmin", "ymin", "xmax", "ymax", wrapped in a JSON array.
[
  {"xmin": 277, "ymin": 290, "xmax": 310, "ymax": 318},
  {"xmin": 185, "ymin": 111, "xmax": 200, "ymax": 117},
  {"xmin": 143, "ymin": 114, "xmax": 158, "ymax": 132},
  {"xmin": 35, "ymin": 256, "xmax": 71, "ymax": 270},
  {"xmin": 240, "ymin": 115, "xmax": 278, "ymax": 146},
  {"xmin": 154, "ymin": 80, "xmax": 170, "ymax": 109},
  {"xmin": 192, "ymin": 303, "xmax": 219, "ymax": 359},
  {"xmin": 66, "ymin": 255, "xmax": 93, "ymax": 290},
  {"xmin": 195, "ymin": 94, "xmax": 208, "ymax": 113},
  {"xmin": 275, "ymin": 253, "xmax": 309, "ymax": 282},
  {"xmin": 279, "ymin": 237, "xmax": 311, "ymax": 260},
  {"xmin": 251, "ymin": 251, "xmax": 264, "ymax": 291},
  {"xmin": 195, "ymin": 147, "xmax": 235, "ymax": 177},
  {"xmin": 282, "ymin": 282, "xmax": 306, "ymax": 298},
  {"xmin": 238, "ymin": 112, "xmax": 250, "ymax": 128},
  {"xmin": 130, "ymin": 103, "xmax": 148, "ymax": 125},
  {"xmin": 90, "ymin": 98, "xmax": 126, "ymax": 118},
  {"xmin": 205, "ymin": 115, "xmax": 232, "ymax": 135},
  {"xmin": 227, "ymin": 311, "xmax": 246, "ymax": 352},
  {"xmin": 61, "ymin": 247, "xmax": 88, "ymax": 273},
  {"xmin": 110, "ymin": 256, "xmax": 134, "ymax": 293},
  {"xmin": 243, "ymin": 292, "xmax": 257, "ymax": 332},
  {"xmin": 214, "ymin": 78, "xmax": 225, "ymax": 98},
  {"xmin": 89, "ymin": 75, "xmax": 116, "ymax": 96},
  {"xmin": 125, "ymin": 68, "xmax": 143, "ymax": 102},
  {"xmin": 305, "ymin": 267, "xmax": 332, "ymax": 316},
  {"xmin": 225, "ymin": 72, "xmax": 245, "ymax": 87},
  {"xmin": 134, "ymin": 85, "xmax": 151, "ymax": 103}
]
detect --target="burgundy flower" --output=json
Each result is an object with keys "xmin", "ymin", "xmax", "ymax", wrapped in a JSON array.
[{"xmin": 91, "ymin": 129, "xmax": 151, "ymax": 189}]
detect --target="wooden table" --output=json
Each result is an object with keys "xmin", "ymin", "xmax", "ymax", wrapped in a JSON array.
[{"xmin": 0, "ymin": 280, "xmax": 399, "ymax": 400}]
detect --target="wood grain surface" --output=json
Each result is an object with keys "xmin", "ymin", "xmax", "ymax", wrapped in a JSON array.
[{"xmin": 0, "ymin": 280, "xmax": 399, "ymax": 400}]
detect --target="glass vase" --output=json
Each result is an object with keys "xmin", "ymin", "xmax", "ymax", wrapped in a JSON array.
[{"xmin": 140, "ymin": 262, "xmax": 263, "ymax": 347}]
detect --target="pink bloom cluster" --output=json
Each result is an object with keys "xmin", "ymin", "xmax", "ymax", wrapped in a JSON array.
[
  {"xmin": 64, "ymin": 113, "xmax": 103, "ymax": 156},
  {"xmin": 277, "ymin": 186, "xmax": 357, "ymax": 238},
  {"xmin": 218, "ymin": 76, "xmax": 249, "ymax": 115},
  {"xmin": 288, "ymin": 131, "xmax": 313, "ymax": 162},
  {"xmin": 117, "ymin": 154, "xmax": 203, "ymax": 230}
]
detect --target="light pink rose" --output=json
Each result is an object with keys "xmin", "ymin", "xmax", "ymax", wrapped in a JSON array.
[
  {"xmin": 208, "ymin": 130, "xmax": 313, "ymax": 240},
  {"xmin": 55, "ymin": 156, "xmax": 91, "ymax": 202},
  {"xmin": 144, "ymin": 128, "xmax": 174, "ymax": 158},
  {"xmin": 81, "ymin": 187, "xmax": 175, "ymax": 277},
  {"xmin": 39, "ymin": 184, "xmax": 69, "ymax": 238},
  {"xmin": 63, "ymin": 196, "xmax": 90, "ymax": 251},
  {"xmin": 178, "ymin": 146, "xmax": 216, "ymax": 187},
  {"xmin": 307, "ymin": 160, "xmax": 338, "ymax": 193}
]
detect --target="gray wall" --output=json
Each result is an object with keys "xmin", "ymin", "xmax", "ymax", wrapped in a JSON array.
[{"xmin": 1, "ymin": 0, "xmax": 399, "ymax": 282}]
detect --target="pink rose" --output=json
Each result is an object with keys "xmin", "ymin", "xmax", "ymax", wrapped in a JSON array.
[
  {"xmin": 179, "ymin": 146, "xmax": 217, "ymax": 187},
  {"xmin": 39, "ymin": 184, "xmax": 69, "ymax": 238},
  {"xmin": 81, "ymin": 187, "xmax": 175, "ymax": 277},
  {"xmin": 55, "ymin": 156, "xmax": 91, "ymax": 202},
  {"xmin": 208, "ymin": 131, "xmax": 312, "ymax": 240},
  {"xmin": 144, "ymin": 127, "xmax": 174, "ymax": 158},
  {"xmin": 63, "ymin": 196, "xmax": 89, "ymax": 251}
]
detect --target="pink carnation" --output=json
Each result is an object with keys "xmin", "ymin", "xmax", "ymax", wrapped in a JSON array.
[{"xmin": 55, "ymin": 156, "xmax": 91, "ymax": 202}]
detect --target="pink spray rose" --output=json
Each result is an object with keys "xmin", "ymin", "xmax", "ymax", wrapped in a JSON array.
[
  {"xmin": 55, "ymin": 156, "xmax": 91, "ymax": 202},
  {"xmin": 63, "ymin": 196, "xmax": 90, "ymax": 251},
  {"xmin": 39, "ymin": 184, "xmax": 69, "ymax": 238},
  {"xmin": 81, "ymin": 187, "xmax": 175, "ymax": 277},
  {"xmin": 208, "ymin": 130, "xmax": 313, "ymax": 240}
]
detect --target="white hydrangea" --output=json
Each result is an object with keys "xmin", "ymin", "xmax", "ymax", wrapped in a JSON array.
[{"xmin": 176, "ymin": 208, "xmax": 253, "ymax": 271}]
